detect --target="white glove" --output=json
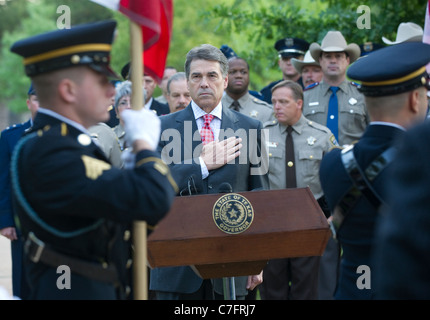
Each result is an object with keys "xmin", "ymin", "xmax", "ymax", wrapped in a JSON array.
[
  {"xmin": 121, "ymin": 108, "xmax": 161, "ymax": 151},
  {"xmin": 121, "ymin": 148, "xmax": 136, "ymax": 169}
]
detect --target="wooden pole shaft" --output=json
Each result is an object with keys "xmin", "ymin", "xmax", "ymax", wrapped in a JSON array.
[{"xmin": 130, "ymin": 21, "xmax": 147, "ymax": 301}]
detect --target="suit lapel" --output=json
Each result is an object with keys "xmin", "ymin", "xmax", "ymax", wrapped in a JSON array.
[
  {"xmin": 220, "ymin": 106, "xmax": 239, "ymax": 139},
  {"xmin": 175, "ymin": 104, "xmax": 200, "ymax": 159}
]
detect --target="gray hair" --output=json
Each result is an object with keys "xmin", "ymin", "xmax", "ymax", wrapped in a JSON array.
[
  {"xmin": 167, "ymin": 72, "xmax": 186, "ymax": 94},
  {"xmin": 114, "ymin": 80, "xmax": 146, "ymax": 109},
  {"xmin": 184, "ymin": 44, "xmax": 229, "ymax": 79}
]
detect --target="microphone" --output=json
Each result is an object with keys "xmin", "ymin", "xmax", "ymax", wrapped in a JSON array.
[
  {"xmin": 218, "ymin": 182, "xmax": 233, "ymax": 193},
  {"xmin": 179, "ymin": 174, "xmax": 198, "ymax": 196}
]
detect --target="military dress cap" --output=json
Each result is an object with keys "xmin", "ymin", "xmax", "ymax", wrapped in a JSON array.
[
  {"xmin": 347, "ymin": 42, "xmax": 430, "ymax": 97},
  {"xmin": 220, "ymin": 45, "xmax": 238, "ymax": 59},
  {"xmin": 27, "ymin": 82, "xmax": 36, "ymax": 95},
  {"xmin": 291, "ymin": 50, "xmax": 320, "ymax": 73},
  {"xmin": 309, "ymin": 31, "xmax": 360, "ymax": 63},
  {"xmin": 359, "ymin": 42, "xmax": 385, "ymax": 56},
  {"xmin": 275, "ymin": 37, "xmax": 309, "ymax": 58},
  {"xmin": 382, "ymin": 22, "xmax": 423, "ymax": 45},
  {"xmin": 10, "ymin": 19, "xmax": 120, "ymax": 79},
  {"xmin": 121, "ymin": 62, "xmax": 131, "ymax": 80}
]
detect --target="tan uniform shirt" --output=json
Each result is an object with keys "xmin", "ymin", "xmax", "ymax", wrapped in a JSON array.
[
  {"xmin": 222, "ymin": 92, "xmax": 275, "ymax": 124},
  {"xmin": 303, "ymin": 80, "xmax": 368, "ymax": 146},
  {"xmin": 89, "ymin": 122, "xmax": 123, "ymax": 168},
  {"xmin": 264, "ymin": 114, "xmax": 338, "ymax": 199},
  {"xmin": 113, "ymin": 123, "xmax": 127, "ymax": 152}
]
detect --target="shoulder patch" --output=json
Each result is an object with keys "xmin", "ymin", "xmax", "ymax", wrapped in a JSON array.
[{"xmin": 304, "ymin": 82, "xmax": 320, "ymax": 91}]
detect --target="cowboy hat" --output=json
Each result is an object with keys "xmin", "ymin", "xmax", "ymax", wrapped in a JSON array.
[
  {"xmin": 382, "ymin": 22, "xmax": 423, "ymax": 45},
  {"xmin": 291, "ymin": 50, "xmax": 320, "ymax": 73},
  {"xmin": 309, "ymin": 31, "xmax": 361, "ymax": 63}
]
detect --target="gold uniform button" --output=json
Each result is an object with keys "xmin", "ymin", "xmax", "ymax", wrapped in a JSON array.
[
  {"xmin": 309, "ymin": 155, "xmax": 313, "ymax": 159},
  {"xmin": 288, "ymin": 161, "xmax": 294, "ymax": 167},
  {"xmin": 124, "ymin": 230, "xmax": 131, "ymax": 241}
]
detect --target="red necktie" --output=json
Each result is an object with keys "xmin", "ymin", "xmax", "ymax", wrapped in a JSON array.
[{"xmin": 201, "ymin": 114, "xmax": 214, "ymax": 145}]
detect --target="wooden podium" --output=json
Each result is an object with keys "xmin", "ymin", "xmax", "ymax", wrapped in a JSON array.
[{"xmin": 147, "ymin": 187, "xmax": 330, "ymax": 279}]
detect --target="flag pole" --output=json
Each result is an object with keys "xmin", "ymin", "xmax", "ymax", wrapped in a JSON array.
[{"xmin": 130, "ymin": 20, "xmax": 148, "ymax": 301}]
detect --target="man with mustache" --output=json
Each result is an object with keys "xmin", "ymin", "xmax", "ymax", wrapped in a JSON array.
[{"xmin": 166, "ymin": 72, "xmax": 191, "ymax": 113}]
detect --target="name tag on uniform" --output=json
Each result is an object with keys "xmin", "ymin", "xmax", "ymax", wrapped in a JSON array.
[
  {"xmin": 348, "ymin": 98, "xmax": 357, "ymax": 105},
  {"xmin": 309, "ymin": 102, "xmax": 319, "ymax": 106},
  {"xmin": 267, "ymin": 141, "xmax": 278, "ymax": 148}
]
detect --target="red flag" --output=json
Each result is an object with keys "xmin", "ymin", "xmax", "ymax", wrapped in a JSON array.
[{"xmin": 92, "ymin": 0, "xmax": 173, "ymax": 83}]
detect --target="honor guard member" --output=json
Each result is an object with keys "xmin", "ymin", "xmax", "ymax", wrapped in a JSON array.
[
  {"xmin": 319, "ymin": 42, "xmax": 430, "ymax": 299},
  {"xmin": 304, "ymin": 31, "xmax": 368, "ymax": 147},
  {"xmin": 222, "ymin": 56, "xmax": 275, "ymax": 124},
  {"xmin": 9, "ymin": 20, "xmax": 178, "ymax": 300},
  {"xmin": 260, "ymin": 80, "xmax": 338, "ymax": 300},
  {"xmin": 260, "ymin": 37, "xmax": 310, "ymax": 104},
  {"xmin": 0, "ymin": 83, "xmax": 39, "ymax": 299}
]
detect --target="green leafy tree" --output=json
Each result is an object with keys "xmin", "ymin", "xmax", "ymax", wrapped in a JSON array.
[{"xmin": 202, "ymin": 0, "xmax": 427, "ymax": 90}]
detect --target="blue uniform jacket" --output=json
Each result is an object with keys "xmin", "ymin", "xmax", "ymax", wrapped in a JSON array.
[{"xmin": 319, "ymin": 124, "xmax": 404, "ymax": 299}]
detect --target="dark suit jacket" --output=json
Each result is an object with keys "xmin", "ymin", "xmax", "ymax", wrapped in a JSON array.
[
  {"xmin": 319, "ymin": 124, "xmax": 404, "ymax": 299},
  {"xmin": 150, "ymin": 98, "xmax": 170, "ymax": 116},
  {"xmin": 150, "ymin": 103, "xmax": 269, "ymax": 296},
  {"xmin": 373, "ymin": 121, "xmax": 430, "ymax": 299}
]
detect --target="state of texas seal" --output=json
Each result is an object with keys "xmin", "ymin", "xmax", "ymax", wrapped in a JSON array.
[{"xmin": 212, "ymin": 193, "xmax": 254, "ymax": 234}]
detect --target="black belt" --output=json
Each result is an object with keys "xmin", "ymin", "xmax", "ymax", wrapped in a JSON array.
[
  {"xmin": 331, "ymin": 145, "xmax": 396, "ymax": 237},
  {"xmin": 24, "ymin": 232, "xmax": 119, "ymax": 284}
]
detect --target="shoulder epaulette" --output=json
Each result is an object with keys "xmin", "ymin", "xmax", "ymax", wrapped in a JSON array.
[
  {"xmin": 252, "ymin": 97, "xmax": 271, "ymax": 107},
  {"xmin": 263, "ymin": 118, "xmax": 278, "ymax": 128},
  {"xmin": 2, "ymin": 122, "xmax": 26, "ymax": 133},
  {"xmin": 304, "ymin": 82, "xmax": 320, "ymax": 91}
]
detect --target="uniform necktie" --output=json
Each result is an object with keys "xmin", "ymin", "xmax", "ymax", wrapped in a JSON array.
[
  {"xmin": 200, "ymin": 114, "xmax": 215, "ymax": 145},
  {"xmin": 231, "ymin": 100, "xmax": 241, "ymax": 111},
  {"xmin": 327, "ymin": 86, "xmax": 339, "ymax": 141},
  {"xmin": 285, "ymin": 125, "xmax": 297, "ymax": 188}
]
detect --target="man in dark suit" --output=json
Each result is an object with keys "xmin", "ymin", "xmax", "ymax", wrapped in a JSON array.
[
  {"xmin": 150, "ymin": 44, "xmax": 269, "ymax": 300},
  {"xmin": 0, "ymin": 83, "xmax": 38, "ymax": 299},
  {"xmin": 319, "ymin": 42, "xmax": 430, "ymax": 299},
  {"xmin": 9, "ymin": 19, "xmax": 177, "ymax": 300},
  {"xmin": 120, "ymin": 62, "xmax": 170, "ymax": 116},
  {"xmin": 143, "ymin": 73, "xmax": 170, "ymax": 116}
]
